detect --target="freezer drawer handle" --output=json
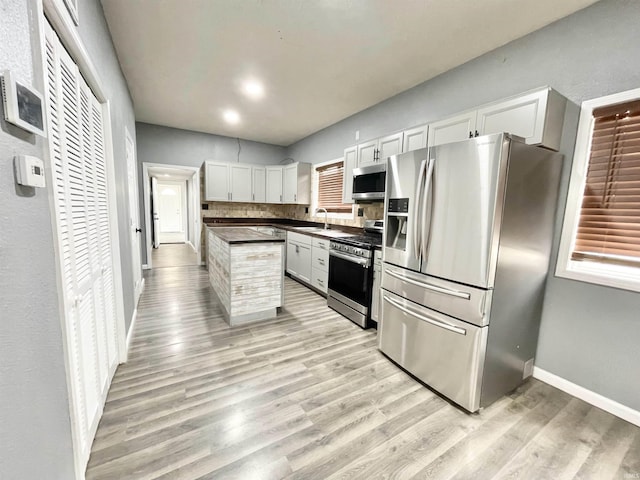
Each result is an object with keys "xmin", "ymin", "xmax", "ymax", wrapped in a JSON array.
[
  {"xmin": 385, "ymin": 269, "xmax": 471, "ymax": 300},
  {"xmin": 383, "ymin": 295, "xmax": 467, "ymax": 336}
]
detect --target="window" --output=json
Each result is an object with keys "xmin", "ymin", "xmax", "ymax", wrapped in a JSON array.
[
  {"xmin": 312, "ymin": 159, "xmax": 354, "ymax": 218},
  {"xmin": 556, "ymin": 87, "xmax": 640, "ymax": 292}
]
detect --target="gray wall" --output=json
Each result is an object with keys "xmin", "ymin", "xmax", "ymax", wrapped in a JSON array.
[
  {"xmin": 287, "ymin": 0, "xmax": 640, "ymax": 411},
  {"xmin": 0, "ymin": 0, "xmax": 137, "ymax": 477},
  {"xmin": 0, "ymin": 1, "xmax": 75, "ymax": 478},
  {"xmin": 135, "ymin": 122, "xmax": 288, "ymax": 263}
]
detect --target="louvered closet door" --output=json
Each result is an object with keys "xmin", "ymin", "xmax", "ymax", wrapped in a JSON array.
[{"xmin": 44, "ymin": 20, "xmax": 119, "ymax": 467}]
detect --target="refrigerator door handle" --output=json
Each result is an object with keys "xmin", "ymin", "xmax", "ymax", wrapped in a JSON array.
[
  {"xmin": 421, "ymin": 158, "xmax": 435, "ymax": 260},
  {"xmin": 385, "ymin": 268, "xmax": 471, "ymax": 300},
  {"xmin": 383, "ymin": 294, "xmax": 467, "ymax": 336},
  {"xmin": 413, "ymin": 159, "xmax": 427, "ymax": 260}
]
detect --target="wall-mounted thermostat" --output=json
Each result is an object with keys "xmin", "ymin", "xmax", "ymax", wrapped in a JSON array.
[
  {"xmin": 15, "ymin": 155, "xmax": 46, "ymax": 188},
  {"xmin": 1, "ymin": 70, "xmax": 46, "ymax": 137}
]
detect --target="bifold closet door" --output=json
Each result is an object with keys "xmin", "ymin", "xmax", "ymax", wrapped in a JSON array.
[{"xmin": 44, "ymin": 20, "xmax": 119, "ymax": 467}]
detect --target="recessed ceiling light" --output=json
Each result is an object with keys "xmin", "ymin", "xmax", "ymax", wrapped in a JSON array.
[
  {"xmin": 242, "ymin": 80, "xmax": 264, "ymax": 99},
  {"xmin": 223, "ymin": 109, "xmax": 240, "ymax": 124}
]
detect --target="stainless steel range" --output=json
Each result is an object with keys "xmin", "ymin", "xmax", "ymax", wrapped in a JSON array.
[{"xmin": 327, "ymin": 220, "xmax": 383, "ymax": 328}]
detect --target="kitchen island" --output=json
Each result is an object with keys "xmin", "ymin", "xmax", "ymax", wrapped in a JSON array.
[{"xmin": 207, "ymin": 227, "xmax": 285, "ymax": 326}]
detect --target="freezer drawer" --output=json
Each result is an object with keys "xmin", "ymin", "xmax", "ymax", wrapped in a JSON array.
[
  {"xmin": 379, "ymin": 289, "xmax": 488, "ymax": 412},
  {"xmin": 382, "ymin": 263, "xmax": 492, "ymax": 327}
]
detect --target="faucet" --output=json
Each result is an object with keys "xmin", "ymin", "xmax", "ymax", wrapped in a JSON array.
[{"xmin": 316, "ymin": 208, "xmax": 329, "ymax": 229}]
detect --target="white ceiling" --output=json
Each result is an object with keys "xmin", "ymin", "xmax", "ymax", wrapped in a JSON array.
[{"xmin": 101, "ymin": 0, "xmax": 597, "ymax": 146}]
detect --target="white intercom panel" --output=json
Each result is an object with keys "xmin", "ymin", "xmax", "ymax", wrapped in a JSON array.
[{"xmin": 15, "ymin": 155, "xmax": 46, "ymax": 188}]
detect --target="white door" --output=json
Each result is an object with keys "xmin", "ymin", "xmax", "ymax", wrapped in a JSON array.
[
  {"xmin": 378, "ymin": 132, "xmax": 404, "ymax": 160},
  {"xmin": 403, "ymin": 125, "xmax": 428, "ymax": 152},
  {"xmin": 266, "ymin": 166, "xmax": 283, "ymax": 203},
  {"xmin": 283, "ymin": 164, "xmax": 298, "ymax": 203},
  {"xmin": 229, "ymin": 164, "xmax": 252, "ymax": 202},
  {"xmin": 427, "ymin": 111, "xmax": 477, "ymax": 147},
  {"xmin": 357, "ymin": 139, "xmax": 378, "ymax": 167},
  {"xmin": 342, "ymin": 146, "xmax": 357, "ymax": 204},
  {"xmin": 125, "ymin": 128, "xmax": 143, "ymax": 302},
  {"xmin": 157, "ymin": 181, "xmax": 186, "ymax": 243},
  {"xmin": 204, "ymin": 161, "xmax": 229, "ymax": 201},
  {"xmin": 252, "ymin": 166, "xmax": 266, "ymax": 203}
]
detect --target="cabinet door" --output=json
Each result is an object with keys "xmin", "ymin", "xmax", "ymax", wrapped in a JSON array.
[
  {"xmin": 266, "ymin": 166, "xmax": 283, "ymax": 203},
  {"xmin": 357, "ymin": 139, "xmax": 378, "ymax": 167},
  {"xmin": 283, "ymin": 164, "xmax": 298, "ymax": 203},
  {"xmin": 205, "ymin": 162, "xmax": 230, "ymax": 201},
  {"xmin": 378, "ymin": 132, "xmax": 404, "ymax": 161},
  {"xmin": 427, "ymin": 111, "xmax": 477, "ymax": 147},
  {"xmin": 229, "ymin": 164, "xmax": 252, "ymax": 202},
  {"xmin": 252, "ymin": 166, "xmax": 266, "ymax": 203},
  {"xmin": 403, "ymin": 125, "xmax": 428, "ymax": 152},
  {"xmin": 342, "ymin": 146, "xmax": 357, "ymax": 204},
  {"xmin": 297, "ymin": 243, "xmax": 312, "ymax": 283},
  {"xmin": 286, "ymin": 239, "xmax": 298, "ymax": 276},
  {"xmin": 477, "ymin": 88, "xmax": 560, "ymax": 148}
]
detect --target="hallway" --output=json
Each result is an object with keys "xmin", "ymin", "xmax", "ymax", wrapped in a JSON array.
[
  {"xmin": 85, "ymin": 266, "xmax": 640, "ymax": 480},
  {"xmin": 151, "ymin": 243, "xmax": 200, "ymax": 268}
]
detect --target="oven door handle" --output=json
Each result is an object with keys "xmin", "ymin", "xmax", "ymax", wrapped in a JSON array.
[{"xmin": 330, "ymin": 250, "xmax": 371, "ymax": 267}]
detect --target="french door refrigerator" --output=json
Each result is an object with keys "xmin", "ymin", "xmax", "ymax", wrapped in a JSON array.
[{"xmin": 380, "ymin": 133, "xmax": 562, "ymax": 412}]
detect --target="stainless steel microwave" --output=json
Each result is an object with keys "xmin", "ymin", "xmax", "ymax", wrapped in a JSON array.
[{"xmin": 352, "ymin": 163, "xmax": 386, "ymax": 200}]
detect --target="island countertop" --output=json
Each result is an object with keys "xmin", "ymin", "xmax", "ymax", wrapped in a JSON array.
[{"xmin": 208, "ymin": 226, "xmax": 286, "ymax": 244}]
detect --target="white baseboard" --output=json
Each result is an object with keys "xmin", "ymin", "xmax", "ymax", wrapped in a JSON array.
[
  {"xmin": 533, "ymin": 367, "xmax": 640, "ymax": 427},
  {"xmin": 124, "ymin": 308, "xmax": 138, "ymax": 362},
  {"xmin": 187, "ymin": 240, "xmax": 197, "ymax": 253},
  {"xmin": 142, "ymin": 264, "xmax": 150, "ymax": 270}
]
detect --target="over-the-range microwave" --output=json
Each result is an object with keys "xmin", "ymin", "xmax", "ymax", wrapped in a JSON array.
[{"xmin": 352, "ymin": 163, "xmax": 386, "ymax": 201}]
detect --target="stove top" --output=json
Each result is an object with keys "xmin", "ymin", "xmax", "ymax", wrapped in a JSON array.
[{"xmin": 330, "ymin": 220, "xmax": 383, "ymax": 251}]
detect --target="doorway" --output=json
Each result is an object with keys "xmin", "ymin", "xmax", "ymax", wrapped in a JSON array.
[
  {"xmin": 157, "ymin": 180, "xmax": 187, "ymax": 244},
  {"xmin": 142, "ymin": 163, "xmax": 201, "ymax": 269}
]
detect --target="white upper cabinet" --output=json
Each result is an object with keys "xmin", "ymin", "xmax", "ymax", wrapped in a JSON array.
[
  {"xmin": 403, "ymin": 125, "xmax": 428, "ymax": 152},
  {"xmin": 229, "ymin": 164, "xmax": 252, "ymax": 202},
  {"xmin": 427, "ymin": 111, "xmax": 477, "ymax": 147},
  {"xmin": 357, "ymin": 139, "xmax": 378, "ymax": 168},
  {"xmin": 252, "ymin": 166, "xmax": 266, "ymax": 203},
  {"xmin": 428, "ymin": 87, "xmax": 566, "ymax": 150},
  {"xmin": 204, "ymin": 161, "xmax": 230, "ymax": 201},
  {"xmin": 476, "ymin": 88, "xmax": 566, "ymax": 151},
  {"xmin": 378, "ymin": 132, "xmax": 404, "ymax": 161},
  {"xmin": 342, "ymin": 146, "xmax": 357, "ymax": 204},
  {"xmin": 283, "ymin": 162, "xmax": 311, "ymax": 204},
  {"xmin": 266, "ymin": 166, "xmax": 283, "ymax": 203}
]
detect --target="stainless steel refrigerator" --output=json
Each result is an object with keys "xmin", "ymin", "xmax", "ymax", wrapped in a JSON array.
[{"xmin": 379, "ymin": 133, "xmax": 562, "ymax": 412}]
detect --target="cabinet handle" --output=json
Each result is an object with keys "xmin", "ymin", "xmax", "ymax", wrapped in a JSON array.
[
  {"xmin": 469, "ymin": 131, "xmax": 473, "ymax": 138},
  {"xmin": 475, "ymin": 130, "xmax": 479, "ymax": 137},
  {"xmin": 294, "ymin": 193, "xmax": 297, "ymax": 202},
  {"xmin": 280, "ymin": 195, "xmax": 282, "ymax": 202},
  {"xmin": 252, "ymin": 193, "xmax": 255, "ymax": 201},
  {"xmin": 318, "ymin": 279, "xmax": 324, "ymax": 285},
  {"xmin": 230, "ymin": 192, "xmax": 232, "ymax": 201},
  {"xmin": 318, "ymin": 258, "xmax": 325, "ymax": 265}
]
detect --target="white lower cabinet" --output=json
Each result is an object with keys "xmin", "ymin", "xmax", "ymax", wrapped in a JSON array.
[
  {"xmin": 311, "ymin": 237, "xmax": 329, "ymax": 293},
  {"xmin": 287, "ymin": 233, "xmax": 329, "ymax": 293},
  {"xmin": 286, "ymin": 232, "xmax": 312, "ymax": 284}
]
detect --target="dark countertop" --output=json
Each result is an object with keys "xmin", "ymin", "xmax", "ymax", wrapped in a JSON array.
[
  {"xmin": 208, "ymin": 227, "xmax": 285, "ymax": 244},
  {"xmin": 204, "ymin": 217, "xmax": 360, "ymax": 240}
]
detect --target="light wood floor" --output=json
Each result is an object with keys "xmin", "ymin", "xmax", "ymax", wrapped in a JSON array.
[
  {"xmin": 152, "ymin": 243, "xmax": 200, "ymax": 268},
  {"xmin": 87, "ymin": 265, "xmax": 640, "ymax": 480}
]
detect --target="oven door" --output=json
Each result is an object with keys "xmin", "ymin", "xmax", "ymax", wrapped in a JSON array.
[{"xmin": 327, "ymin": 250, "xmax": 372, "ymax": 325}]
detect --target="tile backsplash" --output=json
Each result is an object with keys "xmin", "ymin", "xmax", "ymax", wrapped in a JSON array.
[{"xmin": 201, "ymin": 201, "xmax": 384, "ymax": 227}]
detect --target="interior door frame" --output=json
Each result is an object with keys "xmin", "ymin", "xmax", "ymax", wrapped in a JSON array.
[
  {"xmin": 156, "ymin": 179, "xmax": 188, "ymax": 243},
  {"xmin": 37, "ymin": 1, "xmax": 128, "ymax": 477},
  {"xmin": 142, "ymin": 162, "xmax": 201, "ymax": 269}
]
